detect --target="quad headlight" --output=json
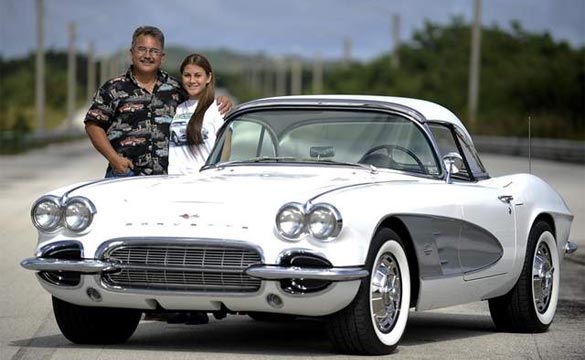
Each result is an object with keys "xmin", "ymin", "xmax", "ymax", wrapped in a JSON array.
[
  {"xmin": 275, "ymin": 202, "xmax": 342, "ymax": 241},
  {"xmin": 307, "ymin": 204, "xmax": 343, "ymax": 240},
  {"xmin": 31, "ymin": 196, "xmax": 62, "ymax": 231},
  {"xmin": 64, "ymin": 198, "xmax": 95, "ymax": 232},
  {"xmin": 31, "ymin": 196, "xmax": 96, "ymax": 233},
  {"xmin": 275, "ymin": 203, "xmax": 306, "ymax": 240}
]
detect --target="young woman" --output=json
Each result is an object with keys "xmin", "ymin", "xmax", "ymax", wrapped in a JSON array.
[{"xmin": 168, "ymin": 53, "xmax": 225, "ymax": 174}]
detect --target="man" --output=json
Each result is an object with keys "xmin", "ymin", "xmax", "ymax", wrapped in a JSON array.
[{"xmin": 84, "ymin": 26, "xmax": 232, "ymax": 176}]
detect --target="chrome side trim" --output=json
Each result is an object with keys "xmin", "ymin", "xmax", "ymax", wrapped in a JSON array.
[
  {"xmin": 245, "ymin": 265, "xmax": 368, "ymax": 281},
  {"xmin": 565, "ymin": 241, "xmax": 578, "ymax": 254},
  {"xmin": 395, "ymin": 214, "xmax": 503, "ymax": 279},
  {"xmin": 20, "ymin": 258, "xmax": 119, "ymax": 273}
]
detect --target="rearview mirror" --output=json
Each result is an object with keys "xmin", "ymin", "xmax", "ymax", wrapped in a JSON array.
[{"xmin": 310, "ymin": 146, "xmax": 335, "ymax": 159}]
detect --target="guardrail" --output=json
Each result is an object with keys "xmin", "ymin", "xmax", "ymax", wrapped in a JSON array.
[
  {"xmin": 0, "ymin": 128, "xmax": 86, "ymax": 155},
  {"xmin": 2, "ymin": 130, "xmax": 584, "ymax": 164},
  {"xmin": 474, "ymin": 136, "xmax": 585, "ymax": 164}
]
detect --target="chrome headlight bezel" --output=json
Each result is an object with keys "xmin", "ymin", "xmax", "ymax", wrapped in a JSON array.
[
  {"xmin": 63, "ymin": 197, "xmax": 96, "ymax": 232},
  {"xmin": 31, "ymin": 195, "xmax": 96, "ymax": 233},
  {"xmin": 31, "ymin": 195, "xmax": 63, "ymax": 232},
  {"xmin": 275, "ymin": 201, "xmax": 343, "ymax": 242},
  {"xmin": 275, "ymin": 202, "xmax": 306, "ymax": 241},
  {"xmin": 307, "ymin": 203, "xmax": 343, "ymax": 241}
]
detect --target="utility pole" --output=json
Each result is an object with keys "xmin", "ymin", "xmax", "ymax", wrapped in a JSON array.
[
  {"xmin": 291, "ymin": 57, "xmax": 302, "ymax": 95},
  {"xmin": 249, "ymin": 61, "xmax": 260, "ymax": 94},
  {"xmin": 35, "ymin": 0, "xmax": 45, "ymax": 134},
  {"xmin": 99, "ymin": 57, "xmax": 107, "ymax": 88},
  {"xmin": 312, "ymin": 53, "xmax": 323, "ymax": 94},
  {"xmin": 343, "ymin": 37, "xmax": 352, "ymax": 66},
  {"xmin": 87, "ymin": 41, "xmax": 96, "ymax": 102},
  {"xmin": 108, "ymin": 55, "xmax": 118, "ymax": 79},
  {"xmin": 391, "ymin": 14, "xmax": 401, "ymax": 69},
  {"xmin": 468, "ymin": 0, "xmax": 482, "ymax": 129},
  {"xmin": 275, "ymin": 57, "xmax": 287, "ymax": 96},
  {"xmin": 262, "ymin": 62, "xmax": 273, "ymax": 96},
  {"xmin": 109, "ymin": 54, "xmax": 116, "ymax": 78},
  {"xmin": 67, "ymin": 22, "xmax": 77, "ymax": 129}
]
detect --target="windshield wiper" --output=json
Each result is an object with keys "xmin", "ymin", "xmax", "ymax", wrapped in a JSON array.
[
  {"xmin": 204, "ymin": 156, "xmax": 298, "ymax": 169},
  {"xmin": 204, "ymin": 157, "xmax": 377, "ymax": 173},
  {"xmin": 249, "ymin": 156, "xmax": 298, "ymax": 162},
  {"xmin": 300, "ymin": 158, "xmax": 377, "ymax": 172}
]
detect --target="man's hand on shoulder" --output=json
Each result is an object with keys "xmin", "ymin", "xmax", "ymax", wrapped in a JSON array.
[{"xmin": 216, "ymin": 95, "xmax": 233, "ymax": 115}]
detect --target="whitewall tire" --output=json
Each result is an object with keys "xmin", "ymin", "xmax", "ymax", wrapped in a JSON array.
[
  {"xmin": 489, "ymin": 221, "xmax": 559, "ymax": 332},
  {"xmin": 327, "ymin": 228, "xmax": 411, "ymax": 355}
]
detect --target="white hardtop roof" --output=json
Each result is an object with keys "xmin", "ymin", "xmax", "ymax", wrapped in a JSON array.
[
  {"xmin": 237, "ymin": 95, "xmax": 474, "ymax": 143},
  {"xmin": 252, "ymin": 94, "xmax": 466, "ymax": 130}
]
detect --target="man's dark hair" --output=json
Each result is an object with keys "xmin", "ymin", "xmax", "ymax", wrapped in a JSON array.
[{"xmin": 131, "ymin": 26, "xmax": 165, "ymax": 49}]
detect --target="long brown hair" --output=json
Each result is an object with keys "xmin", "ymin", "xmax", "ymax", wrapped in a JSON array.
[{"xmin": 179, "ymin": 53, "xmax": 215, "ymax": 145}]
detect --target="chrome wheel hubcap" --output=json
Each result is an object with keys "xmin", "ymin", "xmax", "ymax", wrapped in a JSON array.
[
  {"xmin": 533, "ymin": 242, "xmax": 554, "ymax": 313},
  {"xmin": 371, "ymin": 253, "xmax": 402, "ymax": 333}
]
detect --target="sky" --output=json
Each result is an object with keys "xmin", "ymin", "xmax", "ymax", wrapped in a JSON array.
[{"xmin": 1, "ymin": 0, "xmax": 584, "ymax": 61}]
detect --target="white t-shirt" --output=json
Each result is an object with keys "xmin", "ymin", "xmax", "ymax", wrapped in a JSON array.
[{"xmin": 168, "ymin": 99, "xmax": 224, "ymax": 174}]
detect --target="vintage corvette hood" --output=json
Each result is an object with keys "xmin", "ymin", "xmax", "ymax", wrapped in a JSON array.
[
  {"xmin": 66, "ymin": 166, "xmax": 420, "ymax": 206},
  {"xmin": 55, "ymin": 166, "xmax": 427, "ymax": 247},
  {"xmin": 46, "ymin": 166, "xmax": 422, "ymax": 260}
]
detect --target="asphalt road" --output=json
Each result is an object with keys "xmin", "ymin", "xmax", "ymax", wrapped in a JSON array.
[{"xmin": 1, "ymin": 139, "xmax": 583, "ymax": 360}]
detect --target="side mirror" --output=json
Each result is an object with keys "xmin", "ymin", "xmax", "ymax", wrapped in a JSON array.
[{"xmin": 442, "ymin": 152, "xmax": 463, "ymax": 183}]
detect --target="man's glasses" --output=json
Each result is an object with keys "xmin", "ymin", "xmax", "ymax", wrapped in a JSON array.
[{"xmin": 133, "ymin": 46, "xmax": 163, "ymax": 57}]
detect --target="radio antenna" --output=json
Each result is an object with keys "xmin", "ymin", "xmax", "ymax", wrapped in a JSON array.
[{"xmin": 528, "ymin": 116, "xmax": 532, "ymax": 174}]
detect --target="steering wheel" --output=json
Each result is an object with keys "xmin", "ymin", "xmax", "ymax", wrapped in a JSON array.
[{"xmin": 358, "ymin": 144, "xmax": 427, "ymax": 174}]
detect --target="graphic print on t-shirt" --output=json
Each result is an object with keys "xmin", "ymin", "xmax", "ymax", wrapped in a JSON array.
[
  {"xmin": 170, "ymin": 116, "xmax": 188, "ymax": 146},
  {"xmin": 169, "ymin": 116, "xmax": 209, "ymax": 147}
]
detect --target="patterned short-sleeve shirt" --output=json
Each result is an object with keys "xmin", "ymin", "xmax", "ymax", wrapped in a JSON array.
[{"xmin": 84, "ymin": 66, "xmax": 186, "ymax": 175}]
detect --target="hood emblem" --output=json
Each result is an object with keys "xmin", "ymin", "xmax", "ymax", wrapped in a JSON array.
[{"xmin": 179, "ymin": 213, "xmax": 200, "ymax": 219}]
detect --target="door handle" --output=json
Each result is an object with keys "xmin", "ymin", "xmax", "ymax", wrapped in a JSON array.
[{"xmin": 498, "ymin": 195, "xmax": 514, "ymax": 204}]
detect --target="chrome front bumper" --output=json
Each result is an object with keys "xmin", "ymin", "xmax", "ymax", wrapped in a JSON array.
[
  {"xmin": 21, "ymin": 258, "xmax": 118, "ymax": 273},
  {"xmin": 20, "ymin": 257, "xmax": 369, "ymax": 282},
  {"xmin": 245, "ymin": 264, "xmax": 368, "ymax": 281}
]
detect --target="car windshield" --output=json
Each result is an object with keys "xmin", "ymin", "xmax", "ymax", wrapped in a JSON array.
[{"xmin": 206, "ymin": 108, "xmax": 441, "ymax": 175}]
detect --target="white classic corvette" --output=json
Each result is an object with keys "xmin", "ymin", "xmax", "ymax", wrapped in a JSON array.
[{"xmin": 22, "ymin": 95, "xmax": 576, "ymax": 355}]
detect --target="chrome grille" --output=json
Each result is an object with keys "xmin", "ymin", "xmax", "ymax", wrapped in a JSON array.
[{"xmin": 101, "ymin": 243, "xmax": 262, "ymax": 292}]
